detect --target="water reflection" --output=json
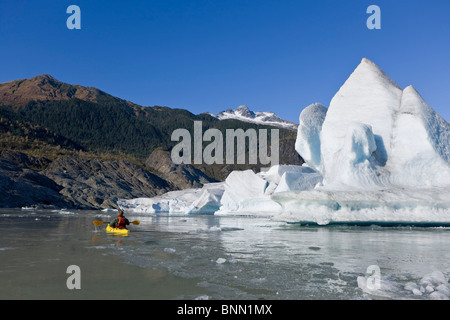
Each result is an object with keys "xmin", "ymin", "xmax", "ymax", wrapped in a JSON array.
[{"xmin": 1, "ymin": 209, "xmax": 450, "ymax": 299}]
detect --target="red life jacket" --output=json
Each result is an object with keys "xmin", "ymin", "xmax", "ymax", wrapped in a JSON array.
[{"xmin": 117, "ymin": 216, "xmax": 127, "ymax": 229}]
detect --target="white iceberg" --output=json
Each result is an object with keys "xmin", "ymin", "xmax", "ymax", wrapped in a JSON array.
[
  {"xmin": 320, "ymin": 58, "xmax": 402, "ymax": 186},
  {"xmin": 119, "ymin": 165, "xmax": 319, "ymax": 216},
  {"xmin": 118, "ymin": 182, "xmax": 225, "ymax": 214},
  {"xmin": 272, "ymin": 167, "xmax": 322, "ymax": 194},
  {"xmin": 217, "ymin": 168, "xmax": 278, "ymax": 215},
  {"xmin": 273, "ymin": 58, "xmax": 450, "ymax": 224},
  {"xmin": 119, "ymin": 58, "xmax": 450, "ymax": 225},
  {"xmin": 216, "ymin": 165, "xmax": 324, "ymax": 215},
  {"xmin": 310, "ymin": 58, "xmax": 450, "ymax": 189}
]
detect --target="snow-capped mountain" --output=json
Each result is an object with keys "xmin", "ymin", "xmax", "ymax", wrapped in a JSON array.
[{"xmin": 208, "ymin": 105, "xmax": 298, "ymax": 130}]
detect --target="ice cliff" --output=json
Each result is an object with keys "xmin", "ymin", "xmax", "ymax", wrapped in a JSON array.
[{"xmin": 119, "ymin": 58, "xmax": 450, "ymax": 225}]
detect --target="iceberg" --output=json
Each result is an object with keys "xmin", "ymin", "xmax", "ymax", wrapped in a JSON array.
[
  {"xmin": 217, "ymin": 169, "xmax": 277, "ymax": 214},
  {"xmin": 216, "ymin": 166, "xmax": 321, "ymax": 215},
  {"xmin": 272, "ymin": 167, "xmax": 322, "ymax": 194},
  {"xmin": 311, "ymin": 58, "xmax": 450, "ymax": 189},
  {"xmin": 118, "ymin": 182, "xmax": 225, "ymax": 214},
  {"xmin": 119, "ymin": 165, "xmax": 320, "ymax": 216},
  {"xmin": 320, "ymin": 58, "xmax": 403, "ymax": 185},
  {"xmin": 272, "ymin": 58, "xmax": 450, "ymax": 224},
  {"xmin": 119, "ymin": 58, "xmax": 450, "ymax": 225}
]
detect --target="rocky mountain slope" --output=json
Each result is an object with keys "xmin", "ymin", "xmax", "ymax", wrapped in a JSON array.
[
  {"xmin": 0, "ymin": 150, "xmax": 172, "ymax": 209},
  {"xmin": 0, "ymin": 74, "xmax": 135, "ymax": 106}
]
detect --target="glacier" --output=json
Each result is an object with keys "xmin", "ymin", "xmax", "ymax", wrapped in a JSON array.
[{"xmin": 119, "ymin": 58, "xmax": 450, "ymax": 225}]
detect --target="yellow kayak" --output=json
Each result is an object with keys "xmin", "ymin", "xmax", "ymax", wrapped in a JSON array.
[{"xmin": 106, "ymin": 225, "xmax": 130, "ymax": 235}]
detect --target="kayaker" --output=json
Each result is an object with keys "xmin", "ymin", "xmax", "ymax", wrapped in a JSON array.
[{"xmin": 109, "ymin": 210, "xmax": 130, "ymax": 229}]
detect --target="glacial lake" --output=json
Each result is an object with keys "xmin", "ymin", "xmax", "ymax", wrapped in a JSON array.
[{"xmin": 1, "ymin": 208, "xmax": 450, "ymax": 300}]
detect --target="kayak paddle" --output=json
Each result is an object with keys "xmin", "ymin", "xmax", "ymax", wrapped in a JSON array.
[{"xmin": 93, "ymin": 220, "xmax": 140, "ymax": 226}]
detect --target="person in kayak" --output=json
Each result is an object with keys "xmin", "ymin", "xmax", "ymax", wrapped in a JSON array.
[{"xmin": 109, "ymin": 210, "xmax": 130, "ymax": 229}]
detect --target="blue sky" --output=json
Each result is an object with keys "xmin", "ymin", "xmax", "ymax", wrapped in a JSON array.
[{"xmin": 0, "ymin": 0, "xmax": 449, "ymax": 122}]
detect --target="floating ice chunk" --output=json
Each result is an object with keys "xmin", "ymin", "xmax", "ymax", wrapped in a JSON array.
[
  {"xmin": 412, "ymin": 288, "xmax": 422, "ymax": 296},
  {"xmin": 196, "ymin": 226, "xmax": 222, "ymax": 233},
  {"xmin": 358, "ymin": 275, "xmax": 407, "ymax": 299},
  {"xmin": 118, "ymin": 182, "xmax": 225, "ymax": 214},
  {"xmin": 118, "ymin": 189, "xmax": 196, "ymax": 214},
  {"xmin": 435, "ymin": 284, "xmax": 450, "ymax": 298},
  {"xmin": 425, "ymin": 285, "xmax": 435, "ymax": 293},
  {"xmin": 420, "ymin": 271, "xmax": 447, "ymax": 288},
  {"xmin": 358, "ymin": 270, "xmax": 450, "ymax": 299},
  {"xmin": 429, "ymin": 291, "xmax": 450, "ymax": 300},
  {"xmin": 250, "ymin": 277, "xmax": 266, "ymax": 284},
  {"xmin": 404, "ymin": 281, "xmax": 420, "ymax": 292},
  {"xmin": 403, "ymin": 271, "xmax": 450, "ymax": 299},
  {"xmin": 216, "ymin": 258, "xmax": 226, "ymax": 264},
  {"xmin": 57, "ymin": 210, "xmax": 77, "ymax": 215}
]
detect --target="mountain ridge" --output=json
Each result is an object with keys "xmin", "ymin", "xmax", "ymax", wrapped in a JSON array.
[
  {"xmin": 208, "ymin": 105, "xmax": 298, "ymax": 130},
  {"xmin": 0, "ymin": 74, "xmax": 107, "ymax": 105},
  {"xmin": 1, "ymin": 74, "xmax": 147, "ymax": 114}
]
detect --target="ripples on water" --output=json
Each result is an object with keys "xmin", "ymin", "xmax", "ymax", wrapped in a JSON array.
[{"xmin": 0, "ymin": 208, "xmax": 450, "ymax": 300}]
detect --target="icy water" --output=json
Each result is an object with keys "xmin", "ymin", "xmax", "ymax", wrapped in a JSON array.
[{"xmin": 1, "ymin": 208, "xmax": 450, "ymax": 300}]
